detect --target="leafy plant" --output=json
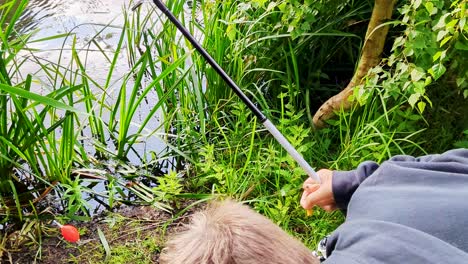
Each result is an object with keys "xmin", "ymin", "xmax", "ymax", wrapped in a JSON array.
[
  {"xmin": 60, "ymin": 176, "xmax": 92, "ymax": 218},
  {"xmin": 357, "ymin": 0, "xmax": 467, "ymax": 113},
  {"xmin": 0, "ymin": 0, "xmax": 87, "ymax": 222},
  {"xmin": 454, "ymin": 130, "xmax": 468, "ymax": 148},
  {"xmin": 1, "ymin": 0, "xmax": 466, "ymax": 260},
  {"xmin": 152, "ymin": 171, "xmax": 183, "ymax": 202},
  {"xmin": 200, "ymin": 0, "xmax": 369, "ymax": 112}
]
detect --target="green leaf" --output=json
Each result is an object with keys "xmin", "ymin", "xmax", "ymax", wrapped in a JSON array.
[
  {"xmin": 97, "ymin": 227, "xmax": 111, "ymax": 261},
  {"xmin": 454, "ymin": 140, "xmax": 468, "ymax": 148},
  {"xmin": 413, "ymin": 0, "xmax": 422, "ymax": 9},
  {"xmin": 397, "ymin": 62, "xmax": 409, "ymax": 73},
  {"xmin": 28, "ymin": 33, "xmax": 72, "ymax": 43},
  {"xmin": 425, "ymin": 76, "xmax": 433, "ymax": 86},
  {"xmin": 460, "ymin": 17, "xmax": 466, "ymax": 31},
  {"xmin": 432, "ymin": 50, "xmax": 446, "ymax": 62},
  {"xmin": 440, "ymin": 36, "xmax": 452, "ymax": 47},
  {"xmin": 408, "ymin": 93, "xmax": 420, "ymax": 107},
  {"xmin": 436, "ymin": 30, "xmax": 447, "ymax": 41},
  {"xmin": 411, "ymin": 68, "xmax": 425, "ymax": 81},
  {"xmin": 392, "ymin": 36, "xmax": 405, "ymax": 51},
  {"xmin": 277, "ymin": 2, "xmax": 287, "ymax": 12},
  {"xmin": 403, "ymin": 47, "xmax": 414, "ymax": 56},
  {"xmin": 300, "ymin": 22, "xmax": 311, "ymax": 32},
  {"xmin": 417, "ymin": 101, "xmax": 426, "ymax": 113},
  {"xmin": 445, "ymin": 19, "xmax": 458, "ymax": 31},
  {"xmin": 226, "ymin": 23, "xmax": 236, "ymax": 41},
  {"xmin": 433, "ymin": 13, "xmax": 451, "ymax": 30},
  {"xmin": 252, "ymin": 0, "xmax": 267, "ymax": 8},
  {"xmin": 0, "ymin": 83, "xmax": 81, "ymax": 113},
  {"xmin": 464, "ymin": 90, "xmax": 468, "ymax": 99},
  {"xmin": 456, "ymin": 77, "xmax": 467, "ymax": 88},
  {"xmin": 424, "ymin": 2, "xmax": 436, "ymax": 15},
  {"xmin": 267, "ymin": 2, "xmax": 276, "ymax": 11},
  {"xmin": 413, "ymin": 81, "xmax": 426, "ymax": 94},
  {"xmin": 428, "ymin": 63, "xmax": 446, "ymax": 80}
]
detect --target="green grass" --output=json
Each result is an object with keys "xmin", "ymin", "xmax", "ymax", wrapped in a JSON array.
[
  {"xmin": 0, "ymin": 0, "xmax": 198, "ymax": 220},
  {"xmin": 1, "ymin": 0, "xmax": 467, "ymax": 261},
  {"xmin": 0, "ymin": 0, "xmax": 86, "ymax": 222}
]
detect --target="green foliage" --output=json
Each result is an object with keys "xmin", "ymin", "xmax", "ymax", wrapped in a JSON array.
[
  {"xmin": 230, "ymin": 0, "xmax": 353, "ymax": 39},
  {"xmin": 152, "ymin": 171, "xmax": 183, "ymax": 202},
  {"xmin": 201, "ymin": 0, "xmax": 369, "ymax": 111},
  {"xmin": 328, "ymin": 90, "xmax": 426, "ymax": 169},
  {"xmin": 0, "ymin": 0, "xmax": 204, "ymax": 221},
  {"xmin": 357, "ymin": 0, "xmax": 467, "ymax": 112},
  {"xmin": 0, "ymin": 0, "xmax": 87, "ymax": 221},
  {"xmin": 455, "ymin": 130, "xmax": 468, "ymax": 148},
  {"xmin": 60, "ymin": 177, "xmax": 91, "ymax": 218},
  {"xmin": 1, "ymin": 0, "xmax": 467, "ymax": 258},
  {"xmin": 192, "ymin": 99, "xmax": 316, "ymax": 224}
]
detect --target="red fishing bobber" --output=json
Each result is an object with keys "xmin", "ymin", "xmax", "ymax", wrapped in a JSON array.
[{"xmin": 53, "ymin": 220, "xmax": 80, "ymax": 243}]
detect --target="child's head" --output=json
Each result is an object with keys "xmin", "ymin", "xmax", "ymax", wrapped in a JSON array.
[{"xmin": 159, "ymin": 200, "xmax": 319, "ymax": 264}]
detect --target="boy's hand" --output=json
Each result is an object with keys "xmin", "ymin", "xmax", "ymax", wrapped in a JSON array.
[{"xmin": 300, "ymin": 169, "xmax": 337, "ymax": 212}]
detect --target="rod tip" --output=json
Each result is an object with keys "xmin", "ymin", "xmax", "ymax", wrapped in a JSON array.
[{"xmin": 131, "ymin": 1, "xmax": 144, "ymax": 11}]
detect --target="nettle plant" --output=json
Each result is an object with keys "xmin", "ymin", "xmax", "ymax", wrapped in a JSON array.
[
  {"xmin": 195, "ymin": 99, "xmax": 312, "ymax": 201},
  {"xmin": 242, "ymin": 0, "xmax": 351, "ymax": 39},
  {"xmin": 356, "ymin": 0, "xmax": 467, "ymax": 111}
]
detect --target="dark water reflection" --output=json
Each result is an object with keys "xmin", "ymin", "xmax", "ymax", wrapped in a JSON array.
[
  {"xmin": 12, "ymin": 0, "xmax": 130, "ymax": 82},
  {"xmin": 0, "ymin": 0, "xmax": 52, "ymax": 34},
  {"xmin": 17, "ymin": 0, "xmax": 57, "ymax": 34},
  {"xmin": 7, "ymin": 0, "xmax": 126, "ymax": 36},
  {"xmin": 10, "ymin": 0, "xmax": 170, "ymax": 165},
  {"xmin": 0, "ymin": 0, "xmax": 189, "ymax": 222}
]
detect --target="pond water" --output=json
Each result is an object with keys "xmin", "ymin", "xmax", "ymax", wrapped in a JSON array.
[
  {"xmin": 8, "ymin": 0, "xmax": 188, "ymax": 215},
  {"xmin": 15, "ymin": 0, "xmax": 172, "ymax": 165},
  {"xmin": 20, "ymin": 0, "xmax": 127, "ymax": 34},
  {"xmin": 19, "ymin": 0, "xmax": 129, "ymax": 79}
]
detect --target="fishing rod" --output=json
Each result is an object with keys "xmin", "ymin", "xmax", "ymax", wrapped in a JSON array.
[{"xmin": 151, "ymin": 0, "xmax": 321, "ymax": 184}]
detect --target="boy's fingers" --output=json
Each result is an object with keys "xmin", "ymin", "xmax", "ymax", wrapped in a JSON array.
[
  {"xmin": 301, "ymin": 169, "xmax": 335, "ymax": 211},
  {"xmin": 301, "ymin": 187, "xmax": 336, "ymax": 209},
  {"xmin": 300, "ymin": 184, "xmax": 320, "ymax": 209},
  {"xmin": 300, "ymin": 185, "xmax": 325, "ymax": 209},
  {"xmin": 322, "ymin": 205, "xmax": 337, "ymax": 212},
  {"xmin": 303, "ymin": 184, "xmax": 320, "ymax": 193},
  {"xmin": 300, "ymin": 194, "xmax": 311, "ymax": 209},
  {"xmin": 302, "ymin": 178, "xmax": 319, "ymax": 188}
]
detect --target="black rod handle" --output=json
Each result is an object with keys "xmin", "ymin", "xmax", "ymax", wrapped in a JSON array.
[{"xmin": 152, "ymin": 0, "xmax": 267, "ymax": 122}]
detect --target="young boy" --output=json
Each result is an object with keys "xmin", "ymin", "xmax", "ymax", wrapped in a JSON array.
[
  {"xmin": 160, "ymin": 149, "xmax": 468, "ymax": 263},
  {"xmin": 159, "ymin": 200, "xmax": 318, "ymax": 264}
]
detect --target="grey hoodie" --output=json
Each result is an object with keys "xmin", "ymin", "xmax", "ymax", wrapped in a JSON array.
[{"xmin": 325, "ymin": 149, "xmax": 468, "ymax": 263}]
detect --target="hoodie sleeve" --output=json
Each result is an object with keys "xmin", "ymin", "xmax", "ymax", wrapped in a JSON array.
[
  {"xmin": 388, "ymin": 148, "xmax": 468, "ymax": 164},
  {"xmin": 332, "ymin": 149, "xmax": 468, "ymax": 210},
  {"xmin": 332, "ymin": 161, "xmax": 380, "ymax": 210}
]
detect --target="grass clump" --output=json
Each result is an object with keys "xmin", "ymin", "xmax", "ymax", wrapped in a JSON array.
[
  {"xmin": 37, "ymin": 207, "xmax": 176, "ymax": 263},
  {"xmin": 0, "ymin": 0, "xmax": 467, "ymax": 262}
]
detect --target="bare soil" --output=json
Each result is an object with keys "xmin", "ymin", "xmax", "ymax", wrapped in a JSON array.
[{"xmin": 2, "ymin": 200, "xmax": 202, "ymax": 264}]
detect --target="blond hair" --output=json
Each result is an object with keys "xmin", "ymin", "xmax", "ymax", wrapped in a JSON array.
[{"xmin": 159, "ymin": 200, "xmax": 319, "ymax": 264}]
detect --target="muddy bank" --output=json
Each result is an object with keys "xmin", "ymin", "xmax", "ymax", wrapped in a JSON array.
[{"xmin": 2, "ymin": 200, "xmax": 203, "ymax": 264}]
